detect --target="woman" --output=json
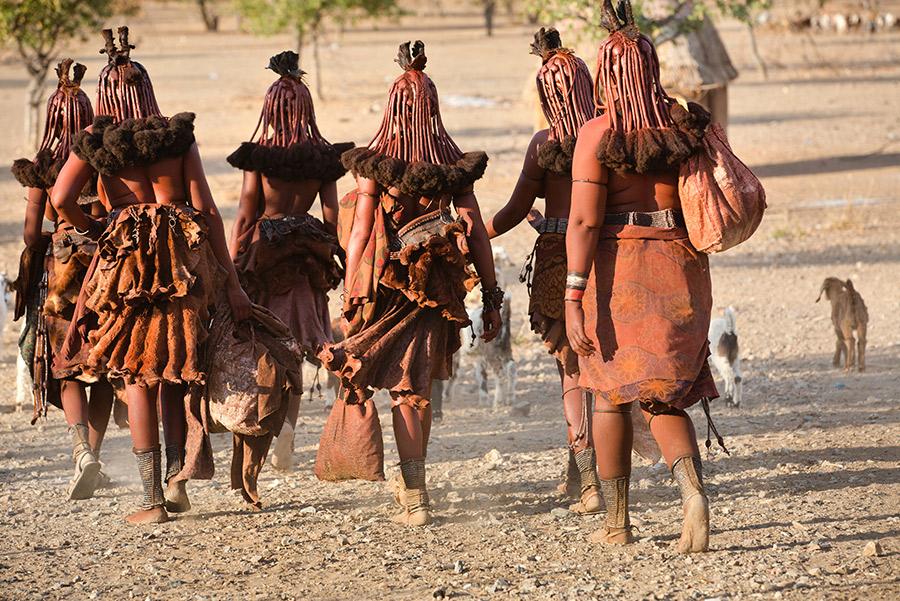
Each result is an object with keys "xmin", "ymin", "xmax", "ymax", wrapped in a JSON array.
[
  {"xmin": 227, "ymin": 50, "xmax": 351, "ymax": 471},
  {"xmin": 485, "ymin": 28, "xmax": 601, "ymax": 514},
  {"xmin": 50, "ymin": 27, "xmax": 251, "ymax": 524},
  {"xmin": 324, "ymin": 41, "xmax": 502, "ymax": 526},
  {"xmin": 565, "ymin": 0, "xmax": 717, "ymax": 552},
  {"xmin": 12, "ymin": 59, "xmax": 115, "ymax": 501}
]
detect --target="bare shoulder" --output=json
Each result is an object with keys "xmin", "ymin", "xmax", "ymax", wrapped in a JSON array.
[
  {"xmin": 530, "ymin": 129, "xmax": 550, "ymax": 146},
  {"xmin": 578, "ymin": 115, "xmax": 611, "ymax": 145}
]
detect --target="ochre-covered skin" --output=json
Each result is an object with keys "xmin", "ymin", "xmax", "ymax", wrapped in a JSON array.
[
  {"xmin": 566, "ymin": 0, "xmax": 715, "ymax": 552},
  {"xmin": 49, "ymin": 27, "xmax": 251, "ymax": 524}
]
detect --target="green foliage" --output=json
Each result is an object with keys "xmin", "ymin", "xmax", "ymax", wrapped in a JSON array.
[
  {"xmin": 524, "ymin": 0, "xmax": 767, "ymax": 45},
  {"xmin": 0, "ymin": 0, "xmax": 114, "ymax": 72},
  {"xmin": 235, "ymin": 0, "xmax": 402, "ymax": 41}
]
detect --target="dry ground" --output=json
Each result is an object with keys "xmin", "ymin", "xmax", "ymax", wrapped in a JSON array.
[{"xmin": 0, "ymin": 4, "xmax": 898, "ymax": 600}]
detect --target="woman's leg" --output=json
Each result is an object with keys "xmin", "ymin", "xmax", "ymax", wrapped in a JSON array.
[
  {"xmin": 641, "ymin": 405, "xmax": 708, "ymax": 554},
  {"xmin": 560, "ymin": 365, "xmax": 601, "ymax": 514},
  {"xmin": 271, "ymin": 391, "xmax": 301, "ymax": 471},
  {"xmin": 125, "ymin": 383, "xmax": 168, "ymax": 524},
  {"xmin": 60, "ymin": 380, "xmax": 101, "ymax": 500},
  {"xmin": 588, "ymin": 396, "xmax": 634, "ymax": 544},
  {"xmin": 391, "ymin": 396, "xmax": 431, "ymax": 526},
  {"xmin": 86, "ymin": 380, "xmax": 114, "ymax": 455},
  {"xmin": 159, "ymin": 383, "xmax": 190, "ymax": 513}
]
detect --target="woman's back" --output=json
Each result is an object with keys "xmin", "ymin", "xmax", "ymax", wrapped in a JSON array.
[{"xmin": 100, "ymin": 155, "xmax": 188, "ymax": 207}]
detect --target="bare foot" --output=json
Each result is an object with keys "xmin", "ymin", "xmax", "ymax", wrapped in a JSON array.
[
  {"xmin": 391, "ymin": 507, "xmax": 433, "ymax": 527},
  {"xmin": 164, "ymin": 481, "xmax": 191, "ymax": 513},
  {"xmin": 126, "ymin": 506, "xmax": 169, "ymax": 524},
  {"xmin": 676, "ymin": 493, "xmax": 709, "ymax": 554}
]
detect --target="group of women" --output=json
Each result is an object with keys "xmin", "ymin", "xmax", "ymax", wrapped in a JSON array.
[{"xmin": 13, "ymin": 0, "xmax": 718, "ymax": 553}]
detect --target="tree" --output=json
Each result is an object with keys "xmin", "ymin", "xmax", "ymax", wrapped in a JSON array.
[
  {"xmin": 0, "ymin": 0, "xmax": 115, "ymax": 148},
  {"xmin": 195, "ymin": 0, "xmax": 220, "ymax": 31},
  {"xmin": 525, "ymin": 0, "xmax": 768, "ymax": 47},
  {"xmin": 235, "ymin": 0, "xmax": 402, "ymax": 100}
]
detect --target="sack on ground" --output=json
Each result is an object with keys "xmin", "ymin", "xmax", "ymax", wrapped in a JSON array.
[
  {"xmin": 679, "ymin": 122, "xmax": 766, "ymax": 253},
  {"xmin": 315, "ymin": 396, "xmax": 385, "ymax": 482}
]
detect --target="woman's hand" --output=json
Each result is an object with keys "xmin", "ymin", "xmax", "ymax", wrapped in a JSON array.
[
  {"xmin": 227, "ymin": 283, "xmax": 253, "ymax": 322},
  {"xmin": 481, "ymin": 307, "xmax": 502, "ymax": 343},
  {"xmin": 565, "ymin": 302, "xmax": 595, "ymax": 356}
]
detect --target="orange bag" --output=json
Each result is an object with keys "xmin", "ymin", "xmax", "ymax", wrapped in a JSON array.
[
  {"xmin": 678, "ymin": 123, "xmax": 766, "ymax": 253},
  {"xmin": 314, "ymin": 396, "xmax": 385, "ymax": 482}
]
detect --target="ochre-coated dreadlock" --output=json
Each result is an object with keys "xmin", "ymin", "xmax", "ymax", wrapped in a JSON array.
[
  {"xmin": 40, "ymin": 59, "xmax": 94, "ymax": 160},
  {"xmin": 226, "ymin": 51, "xmax": 352, "ymax": 182},
  {"xmin": 11, "ymin": 59, "xmax": 94, "ymax": 190},
  {"xmin": 594, "ymin": 0, "xmax": 709, "ymax": 173},
  {"xmin": 96, "ymin": 27, "xmax": 162, "ymax": 121},
  {"xmin": 531, "ymin": 28, "xmax": 594, "ymax": 143},
  {"xmin": 341, "ymin": 41, "xmax": 488, "ymax": 198},
  {"xmin": 367, "ymin": 40, "xmax": 463, "ymax": 165},
  {"xmin": 250, "ymin": 51, "xmax": 328, "ymax": 147},
  {"xmin": 531, "ymin": 28, "xmax": 595, "ymax": 174}
]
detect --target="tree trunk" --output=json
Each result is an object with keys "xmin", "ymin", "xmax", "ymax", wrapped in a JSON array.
[
  {"xmin": 312, "ymin": 23, "xmax": 324, "ymax": 101},
  {"xmin": 746, "ymin": 23, "xmax": 769, "ymax": 79},
  {"xmin": 295, "ymin": 24, "xmax": 307, "ymax": 63},
  {"xmin": 25, "ymin": 65, "xmax": 50, "ymax": 150},
  {"xmin": 484, "ymin": 1, "xmax": 497, "ymax": 36},
  {"xmin": 196, "ymin": 0, "xmax": 219, "ymax": 32}
]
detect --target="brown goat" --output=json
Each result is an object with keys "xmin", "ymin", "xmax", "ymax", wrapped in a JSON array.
[{"xmin": 816, "ymin": 277, "xmax": 869, "ymax": 372}]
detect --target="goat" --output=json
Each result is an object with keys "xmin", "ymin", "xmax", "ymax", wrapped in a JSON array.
[
  {"xmin": 708, "ymin": 307, "xmax": 743, "ymax": 407},
  {"xmin": 816, "ymin": 278, "xmax": 868, "ymax": 372}
]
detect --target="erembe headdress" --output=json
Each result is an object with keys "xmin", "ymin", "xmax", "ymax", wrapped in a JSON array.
[
  {"xmin": 72, "ymin": 27, "xmax": 196, "ymax": 176},
  {"xmin": 11, "ymin": 59, "xmax": 94, "ymax": 193},
  {"xmin": 530, "ymin": 28, "xmax": 595, "ymax": 175},
  {"xmin": 227, "ymin": 51, "xmax": 353, "ymax": 182},
  {"xmin": 342, "ymin": 41, "xmax": 488, "ymax": 198},
  {"xmin": 594, "ymin": 0, "xmax": 709, "ymax": 173}
]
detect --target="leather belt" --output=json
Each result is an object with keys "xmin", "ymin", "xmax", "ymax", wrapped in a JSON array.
[
  {"xmin": 604, "ymin": 209, "xmax": 685, "ymax": 228},
  {"xmin": 535, "ymin": 217, "xmax": 568, "ymax": 234}
]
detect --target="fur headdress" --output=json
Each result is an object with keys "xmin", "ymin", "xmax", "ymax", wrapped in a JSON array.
[
  {"xmin": 342, "ymin": 41, "xmax": 488, "ymax": 198},
  {"xmin": 227, "ymin": 51, "xmax": 353, "ymax": 182},
  {"xmin": 594, "ymin": 0, "xmax": 709, "ymax": 173},
  {"xmin": 11, "ymin": 59, "xmax": 94, "ymax": 193}
]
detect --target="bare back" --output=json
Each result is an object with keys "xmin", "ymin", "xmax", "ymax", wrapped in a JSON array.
[
  {"xmin": 101, "ymin": 156, "xmax": 189, "ymax": 208},
  {"xmin": 259, "ymin": 175, "xmax": 323, "ymax": 217}
]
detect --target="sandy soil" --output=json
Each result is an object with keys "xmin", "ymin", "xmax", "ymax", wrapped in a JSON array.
[{"xmin": 0, "ymin": 4, "xmax": 898, "ymax": 600}]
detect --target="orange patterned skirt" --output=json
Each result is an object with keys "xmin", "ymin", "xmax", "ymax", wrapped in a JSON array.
[{"xmin": 578, "ymin": 224, "xmax": 718, "ymax": 411}]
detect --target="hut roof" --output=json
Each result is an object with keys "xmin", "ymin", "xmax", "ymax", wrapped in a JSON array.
[{"xmin": 658, "ymin": 19, "xmax": 738, "ymax": 94}]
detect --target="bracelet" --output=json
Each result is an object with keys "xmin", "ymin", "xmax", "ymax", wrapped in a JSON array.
[
  {"xmin": 572, "ymin": 178, "xmax": 606, "ymax": 186},
  {"xmin": 357, "ymin": 191, "xmax": 378, "ymax": 199},
  {"xmin": 482, "ymin": 285, "xmax": 505, "ymax": 312},
  {"xmin": 565, "ymin": 271, "xmax": 588, "ymax": 290},
  {"xmin": 564, "ymin": 288, "xmax": 585, "ymax": 302}
]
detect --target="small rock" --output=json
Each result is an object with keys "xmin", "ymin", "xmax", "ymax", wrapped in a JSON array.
[
  {"xmin": 550, "ymin": 507, "xmax": 570, "ymax": 519},
  {"xmin": 432, "ymin": 587, "xmax": 446, "ymax": 599},
  {"xmin": 862, "ymin": 541, "xmax": 882, "ymax": 557},
  {"xmin": 490, "ymin": 578, "xmax": 510, "ymax": 592},
  {"xmin": 453, "ymin": 560, "xmax": 466, "ymax": 574},
  {"xmin": 483, "ymin": 449, "xmax": 503, "ymax": 468},
  {"xmin": 299, "ymin": 506, "xmax": 317, "ymax": 514}
]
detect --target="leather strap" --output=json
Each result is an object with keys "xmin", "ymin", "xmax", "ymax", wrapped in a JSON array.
[{"xmin": 604, "ymin": 209, "xmax": 685, "ymax": 228}]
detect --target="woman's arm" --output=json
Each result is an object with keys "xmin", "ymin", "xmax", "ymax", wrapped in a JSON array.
[
  {"xmin": 344, "ymin": 177, "xmax": 378, "ymax": 294},
  {"xmin": 183, "ymin": 143, "xmax": 252, "ymax": 320},
  {"xmin": 565, "ymin": 118, "xmax": 610, "ymax": 357},
  {"xmin": 228, "ymin": 170, "xmax": 261, "ymax": 260},
  {"xmin": 23, "ymin": 187, "xmax": 49, "ymax": 249},
  {"xmin": 50, "ymin": 154, "xmax": 101, "ymax": 235},
  {"xmin": 453, "ymin": 190, "xmax": 501, "ymax": 342},
  {"xmin": 319, "ymin": 179, "xmax": 339, "ymax": 236},
  {"xmin": 485, "ymin": 132, "xmax": 545, "ymax": 239}
]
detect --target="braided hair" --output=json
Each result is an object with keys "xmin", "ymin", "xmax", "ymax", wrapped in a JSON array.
[
  {"xmin": 40, "ymin": 59, "xmax": 94, "ymax": 160},
  {"xmin": 248, "ymin": 51, "xmax": 330, "ymax": 147},
  {"xmin": 593, "ymin": 0, "xmax": 709, "ymax": 173},
  {"xmin": 95, "ymin": 27, "xmax": 162, "ymax": 121},
  {"xmin": 366, "ymin": 41, "xmax": 464, "ymax": 165},
  {"xmin": 531, "ymin": 28, "xmax": 594, "ymax": 143}
]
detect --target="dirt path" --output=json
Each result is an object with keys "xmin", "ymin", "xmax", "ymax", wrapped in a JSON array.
[{"xmin": 0, "ymin": 5, "xmax": 898, "ymax": 600}]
